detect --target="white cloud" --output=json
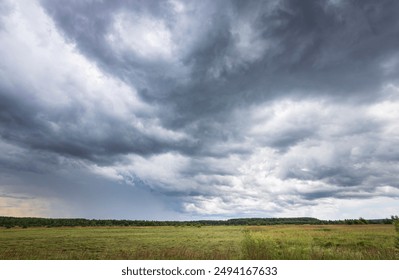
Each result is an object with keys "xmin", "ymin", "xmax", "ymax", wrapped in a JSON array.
[
  {"xmin": 147, "ymin": 94, "xmax": 399, "ymax": 217},
  {"xmin": 0, "ymin": 1, "xmax": 148, "ymax": 117},
  {"xmin": 107, "ymin": 12, "xmax": 176, "ymax": 60},
  {"xmin": 76, "ymin": 91, "xmax": 399, "ymax": 218},
  {"xmin": 1, "ymin": 0, "xmax": 193, "ymax": 152},
  {"xmin": 169, "ymin": 0, "xmax": 186, "ymax": 14}
]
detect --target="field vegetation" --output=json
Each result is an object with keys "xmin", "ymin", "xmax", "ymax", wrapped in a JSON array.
[
  {"xmin": 0, "ymin": 224, "xmax": 397, "ymax": 260},
  {"xmin": 0, "ymin": 216, "xmax": 395, "ymax": 228},
  {"xmin": 241, "ymin": 224, "xmax": 398, "ymax": 259}
]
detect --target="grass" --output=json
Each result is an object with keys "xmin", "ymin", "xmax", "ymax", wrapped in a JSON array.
[
  {"xmin": 241, "ymin": 224, "xmax": 398, "ymax": 259},
  {"xmin": 395, "ymin": 220, "xmax": 399, "ymax": 249},
  {"xmin": 0, "ymin": 226, "xmax": 242, "ymax": 260},
  {"xmin": 0, "ymin": 224, "xmax": 397, "ymax": 260}
]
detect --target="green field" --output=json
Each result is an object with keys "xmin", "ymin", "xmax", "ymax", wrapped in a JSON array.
[{"xmin": 0, "ymin": 224, "xmax": 398, "ymax": 260}]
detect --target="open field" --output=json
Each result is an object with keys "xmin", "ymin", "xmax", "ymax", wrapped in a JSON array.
[{"xmin": 0, "ymin": 224, "xmax": 398, "ymax": 260}]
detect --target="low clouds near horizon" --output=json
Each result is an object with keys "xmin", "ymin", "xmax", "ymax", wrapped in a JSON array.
[{"xmin": 1, "ymin": 0, "xmax": 399, "ymax": 220}]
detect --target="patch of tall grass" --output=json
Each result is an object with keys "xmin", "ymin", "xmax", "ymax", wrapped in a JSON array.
[
  {"xmin": 394, "ymin": 220, "xmax": 399, "ymax": 249},
  {"xmin": 241, "ymin": 225, "xmax": 398, "ymax": 260}
]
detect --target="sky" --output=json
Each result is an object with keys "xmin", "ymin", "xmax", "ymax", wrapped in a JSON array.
[{"xmin": 1, "ymin": 0, "xmax": 399, "ymax": 220}]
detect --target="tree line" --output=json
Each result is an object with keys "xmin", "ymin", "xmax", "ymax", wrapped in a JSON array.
[{"xmin": 0, "ymin": 216, "xmax": 397, "ymax": 228}]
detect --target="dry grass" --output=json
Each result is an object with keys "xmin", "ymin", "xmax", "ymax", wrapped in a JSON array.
[
  {"xmin": 242, "ymin": 224, "xmax": 398, "ymax": 260},
  {"xmin": 0, "ymin": 226, "xmax": 242, "ymax": 260},
  {"xmin": 0, "ymin": 224, "xmax": 397, "ymax": 260}
]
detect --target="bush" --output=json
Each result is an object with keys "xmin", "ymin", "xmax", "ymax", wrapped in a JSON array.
[
  {"xmin": 394, "ymin": 220, "xmax": 399, "ymax": 232},
  {"xmin": 393, "ymin": 220, "xmax": 399, "ymax": 249}
]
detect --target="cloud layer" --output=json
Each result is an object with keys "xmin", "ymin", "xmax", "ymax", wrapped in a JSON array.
[{"xmin": 1, "ymin": 0, "xmax": 399, "ymax": 219}]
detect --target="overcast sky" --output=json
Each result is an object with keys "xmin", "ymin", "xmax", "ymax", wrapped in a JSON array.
[{"xmin": 1, "ymin": 0, "xmax": 399, "ymax": 220}]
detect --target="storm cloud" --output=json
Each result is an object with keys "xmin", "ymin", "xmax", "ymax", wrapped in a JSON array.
[{"xmin": 0, "ymin": 0, "xmax": 398, "ymax": 219}]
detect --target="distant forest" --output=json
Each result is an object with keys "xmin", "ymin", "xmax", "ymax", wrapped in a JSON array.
[{"xmin": 1, "ymin": 216, "xmax": 398, "ymax": 228}]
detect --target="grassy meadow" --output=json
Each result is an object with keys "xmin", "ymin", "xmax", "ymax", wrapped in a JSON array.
[{"xmin": 0, "ymin": 224, "xmax": 398, "ymax": 260}]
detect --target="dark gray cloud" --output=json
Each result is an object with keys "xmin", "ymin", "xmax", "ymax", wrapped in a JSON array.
[
  {"xmin": 0, "ymin": 0, "xmax": 398, "ymax": 219},
  {"xmin": 42, "ymin": 0, "xmax": 399, "ymax": 111},
  {"xmin": 38, "ymin": 0, "xmax": 399, "ymax": 159},
  {"xmin": 0, "ymin": 72, "xmax": 195, "ymax": 163}
]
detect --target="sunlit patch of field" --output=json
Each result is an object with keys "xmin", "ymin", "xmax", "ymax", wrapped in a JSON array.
[
  {"xmin": 242, "ymin": 224, "xmax": 398, "ymax": 259},
  {"xmin": 0, "ymin": 225, "xmax": 397, "ymax": 260}
]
